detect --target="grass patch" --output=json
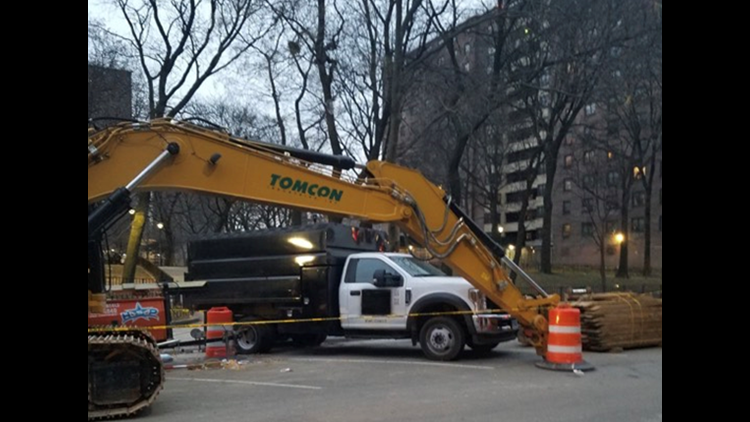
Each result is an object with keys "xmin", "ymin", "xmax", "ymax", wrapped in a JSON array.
[{"xmin": 520, "ymin": 268, "xmax": 663, "ymax": 296}]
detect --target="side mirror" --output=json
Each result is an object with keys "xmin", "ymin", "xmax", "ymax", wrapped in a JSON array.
[{"xmin": 373, "ymin": 269, "xmax": 404, "ymax": 288}]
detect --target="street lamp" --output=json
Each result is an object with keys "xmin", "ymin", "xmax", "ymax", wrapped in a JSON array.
[
  {"xmin": 156, "ymin": 222, "xmax": 165, "ymax": 230},
  {"xmin": 614, "ymin": 232, "xmax": 625, "ymax": 245}
]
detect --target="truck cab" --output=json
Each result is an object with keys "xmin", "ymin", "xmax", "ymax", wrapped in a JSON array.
[
  {"xmin": 183, "ymin": 224, "xmax": 517, "ymax": 361},
  {"xmin": 340, "ymin": 253, "xmax": 518, "ymax": 359}
]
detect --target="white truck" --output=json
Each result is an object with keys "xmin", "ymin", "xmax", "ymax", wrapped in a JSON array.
[{"xmin": 183, "ymin": 224, "xmax": 518, "ymax": 361}]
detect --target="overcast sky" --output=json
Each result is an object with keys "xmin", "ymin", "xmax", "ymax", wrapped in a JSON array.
[{"xmin": 89, "ymin": 0, "xmax": 497, "ymax": 125}]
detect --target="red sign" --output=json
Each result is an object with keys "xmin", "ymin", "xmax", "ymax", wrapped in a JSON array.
[{"xmin": 88, "ymin": 297, "xmax": 168, "ymax": 341}]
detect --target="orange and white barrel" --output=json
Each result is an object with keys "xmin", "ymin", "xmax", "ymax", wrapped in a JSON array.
[
  {"xmin": 536, "ymin": 304, "xmax": 594, "ymax": 372},
  {"xmin": 206, "ymin": 307, "xmax": 234, "ymax": 359},
  {"xmin": 546, "ymin": 306, "xmax": 584, "ymax": 364}
]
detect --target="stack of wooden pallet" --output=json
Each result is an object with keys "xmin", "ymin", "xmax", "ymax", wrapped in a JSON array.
[{"xmin": 573, "ymin": 293, "xmax": 662, "ymax": 352}]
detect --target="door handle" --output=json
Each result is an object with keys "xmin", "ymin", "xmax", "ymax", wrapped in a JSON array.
[
  {"xmin": 350, "ymin": 291, "xmax": 362, "ymax": 297},
  {"xmin": 405, "ymin": 288, "xmax": 413, "ymax": 305}
]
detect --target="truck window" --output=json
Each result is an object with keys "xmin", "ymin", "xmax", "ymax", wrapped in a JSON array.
[
  {"xmin": 347, "ymin": 259, "xmax": 397, "ymax": 284},
  {"xmin": 389, "ymin": 257, "xmax": 446, "ymax": 277}
]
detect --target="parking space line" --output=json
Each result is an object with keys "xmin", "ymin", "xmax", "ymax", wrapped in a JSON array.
[
  {"xmin": 289, "ymin": 358, "xmax": 494, "ymax": 371},
  {"xmin": 170, "ymin": 377, "xmax": 323, "ymax": 391}
]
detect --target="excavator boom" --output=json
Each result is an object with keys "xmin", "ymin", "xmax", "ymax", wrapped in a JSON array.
[
  {"xmin": 88, "ymin": 120, "xmax": 560, "ymax": 418},
  {"xmin": 89, "ymin": 119, "xmax": 559, "ymax": 347}
]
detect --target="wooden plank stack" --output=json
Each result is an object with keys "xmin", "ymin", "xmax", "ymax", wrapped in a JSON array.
[{"xmin": 573, "ymin": 293, "xmax": 662, "ymax": 352}]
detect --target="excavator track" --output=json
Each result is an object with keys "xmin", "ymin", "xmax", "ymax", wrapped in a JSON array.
[{"xmin": 88, "ymin": 330, "xmax": 164, "ymax": 421}]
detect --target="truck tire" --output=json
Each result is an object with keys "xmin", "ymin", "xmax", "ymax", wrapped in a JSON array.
[
  {"xmin": 235, "ymin": 319, "xmax": 275, "ymax": 354},
  {"xmin": 291, "ymin": 334, "xmax": 328, "ymax": 348},
  {"xmin": 419, "ymin": 317, "xmax": 466, "ymax": 361}
]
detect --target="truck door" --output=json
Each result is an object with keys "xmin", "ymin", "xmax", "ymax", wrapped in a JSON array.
[{"xmin": 340, "ymin": 258, "xmax": 408, "ymax": 330}]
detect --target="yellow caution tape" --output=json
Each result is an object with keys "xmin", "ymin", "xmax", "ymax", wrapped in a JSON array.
[{"xmin": 88, "ymin": 309, "xmax": 513, "ymax": 334}]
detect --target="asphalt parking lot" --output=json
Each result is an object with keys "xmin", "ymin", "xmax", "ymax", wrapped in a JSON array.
[{"xmin": 148, "ymin": 338, "xmax": 662, "ymax": 422}]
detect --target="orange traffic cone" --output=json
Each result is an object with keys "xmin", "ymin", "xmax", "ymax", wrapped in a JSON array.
[
  {"xmin": 536, "ymin": 304, "xmax": 595, "ymax": 372},
  {"xmin": 206, "ymin": 307, "xmax": 234, "ymax": 359}
]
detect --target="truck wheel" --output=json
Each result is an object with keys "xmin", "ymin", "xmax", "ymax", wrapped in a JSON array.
[
  {"xmin": 291, "ymin": 334, "xmax": 328, "ymax": 348},
  {"xmin": 235, "ymin": 320, "xmax": 275, "ymax": 354},
  {"xmin": 419, "ymin": 317, "xmax": 466, "ymax": 361}
]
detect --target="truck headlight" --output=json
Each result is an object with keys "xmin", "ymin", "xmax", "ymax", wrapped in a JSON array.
[{"xmin": 469, "ymin": 289, "xmax": 487, "ymax": 311}]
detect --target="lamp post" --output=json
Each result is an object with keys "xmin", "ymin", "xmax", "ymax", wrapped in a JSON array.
[
  {"xmin": 612, "ymin": 233, "xmax": 626, "ymax": 290},
  {"xmin": 156, "ymin": 222, "xmax": 165, "ymax": 266}
]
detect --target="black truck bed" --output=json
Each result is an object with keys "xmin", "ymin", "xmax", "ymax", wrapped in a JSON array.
[{"xmin": 182, "ymin": 224, "xmax": 386, "ymax": 321}]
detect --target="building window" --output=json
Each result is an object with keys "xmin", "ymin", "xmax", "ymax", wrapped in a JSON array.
[
  {"xmin": 582, "ymin": 198, "xmax": 594, "ymax": 213},
  {"xmin": 607, "ymin": 171, "xmax": 620, "ymax": 187},
  {"xmin": 607, "ymin": 121, "xmax": 620, "ymax": 136},
  {"xmin": 584, "ymin": 150, "xmax": 595, "ymax": 164},
  {"xmin": 632, "ymin": 191, "xmax": 647, "ymax": 208},
  {"xmin": 464, "ymin": 62, "xmax": 472, "ymax": 72},
  {"xmin": 564, "ymin": 154, "xmax": 574, "ymax": 169},
  {"xmin": 564, "ymin": 179, "xmax": 573, "ymax": 192},
  {"xmin": 632, "ymin": 217, "xmax": 646, "ymax": 233},
  {"xmin": 563, "ymin": 201, "xmax": 572, "ymax": 215},
  {"xmin": 488, "ymin": 46, "xmax": 496, "ymax": 56},
  {"xmin": 540, "ymin": 73, "xmax": 551, "ymax": 87},
  {"xmin": 584, "ymin": 175, "xmax": 596, "ymax": 189},
  {"xmin": 608, "ymin": 151, "xmax": 615, "ymax": 161},
  {"xmin": 565, "ymin": 137, "xmax": 575, "ymax": 146},
  {"xmin": 562, "ymin": 223, "xmax": 572, "ymax": 239},
  {"xmin": 582, "ymin": 222, "xmax": 594, "ymax": 237},
  {"xmin": 585, "ymin": 103, "xmax": 597, "ymax": 116},
  {"xmin": 464, "ymin": 43, "xmax": 472, "ymax": 55},
  {"xmin": 536, "ymin": 184, "xmax": 546, "ymax": 198},
  {"xmin": 606, "ymin": 196, "xmax": 620, "ymax": 211},
  {"xmin": 539, "ymin": 93, "xmax": 550, "ymax": 107}
]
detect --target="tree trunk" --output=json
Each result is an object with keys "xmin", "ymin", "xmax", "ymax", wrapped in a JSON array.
[
  {"xmin": 642, "ymin": 150, "xmax": 657, "ymax": 277},
  {"xmin": 642, "ymin": 185, "xmax": 653, "ymax": 277},
  {"xmin": 599, "ymin": 240, "xmax": 607, "ymax": 292},
  {"xmin": 541, "ymin": 145, "xmax": 561, "ymax": 274},
  {"xmin": 315, "ymin": 0, "xmax": 343, "ymax": 157},
  {"xmin": 122, "ymin": 193, "xmax": 150, "ymax": 284},
  {"xmin": 162, "ymin": 227, "xmax": 175, "ymax": 267},
  {"xmin": 489, "ymin": 186, "xmax": 500, "ymax": 240},
  {"xmin": 292, "ymin": 210, "xmax": 303, "ymax": 226},
  {"xmin": 616, "ymin": 197, "xmax": 630, "ymax": 279},
  {"xmin": 512, "ymin": 172, "xmax": 538, "ymax": 276}
]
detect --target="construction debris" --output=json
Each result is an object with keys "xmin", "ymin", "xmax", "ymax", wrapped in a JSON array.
[{"xmin": 573, "ymin": 293, "xmax": 662, "ymax": 352}]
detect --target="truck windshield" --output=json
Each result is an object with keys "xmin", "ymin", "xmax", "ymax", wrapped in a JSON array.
[{"xmin": 390, "ymin": 257, "xmax": 447, "ymax": 277}]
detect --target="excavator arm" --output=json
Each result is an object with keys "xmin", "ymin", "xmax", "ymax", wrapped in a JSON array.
[{"xmin": 88, "ymin": 119, "xmax": 559, "ymax": 355}]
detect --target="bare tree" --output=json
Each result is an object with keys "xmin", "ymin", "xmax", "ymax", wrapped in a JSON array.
[
  {"xmin": 571, "ymin": 147, "xmax": 621, "ymax": 288},
  {"xmin": 266, "ymin": 0, "xmax": 346, "ymax": 157},
  {"xmin": 507, "ymin": 0, "xmax": 628, "ymax": 274},
  {"xmin": 89, "ymin": 18, "xmax": 129, "ymax": 69},
  {"xmin": 110, "ymin": 0, "xmax": 268, "ymax": 281},
  {"xmin": 600, "ymin": 4, "xmax": 662, "ymax": 277},
  {"xmin": 115, "ymin": 0, "xmax": 267, "ymax": 118}
]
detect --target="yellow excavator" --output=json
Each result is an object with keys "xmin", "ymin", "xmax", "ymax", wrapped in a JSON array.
[{"xmin": 88, "ymin": 120, "xmax": 560, "ymax": 420}]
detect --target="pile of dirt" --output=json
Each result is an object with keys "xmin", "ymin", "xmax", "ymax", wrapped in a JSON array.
[{"xmin": 573, "ymin": 293, "xmax": 662, "ymax": 352}]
